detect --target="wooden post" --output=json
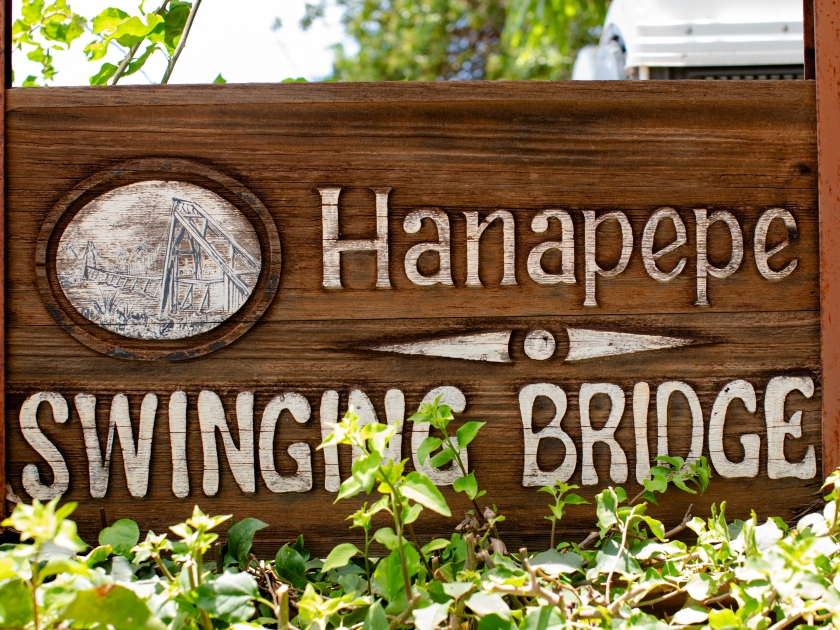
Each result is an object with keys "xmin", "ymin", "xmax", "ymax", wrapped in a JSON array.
[
  {"xmin": 0, "ymin": 0, "xmax": 7, "ymax": 516},
  {"xmin": 816, "ymin": 0, "xmax": 840, "ymax": 475},
  {"xmin": 805, "ymin": 0, "xmax": 816, "ymax": 79}
]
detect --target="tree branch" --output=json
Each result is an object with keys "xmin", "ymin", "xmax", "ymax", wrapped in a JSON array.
[
  {"xmin": 664, "ymin": 504, "xmax": 693, "ymax": 539},
  {"xmin": 161, "ymin": 0, "xmax": 202, "ymax": 84},
  {"xmin": 111, "ymin": 0, "xmax": 170, "ymax": 85}
]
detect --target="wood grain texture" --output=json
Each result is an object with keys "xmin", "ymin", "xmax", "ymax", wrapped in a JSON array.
[
  {"xmin": 2, "ymin": 81, "xmax": 822, "ymax": 552},
  {"xmin": 0, "ymin": 0, "xmax": 6, "ymax": 518},
  {"xmin": 816, "ymin": 0, "xmax": 840, "ymax": 475}
]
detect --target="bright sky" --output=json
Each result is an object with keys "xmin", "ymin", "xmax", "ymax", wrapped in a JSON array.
[{"xmin": 12, "ymin": 0, "xmax": 351, "ymax": 87}]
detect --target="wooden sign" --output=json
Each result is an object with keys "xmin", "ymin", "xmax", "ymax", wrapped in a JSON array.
[{"xmin": 2, "ymin": 82, "xmax": 821, "ymax": 552}]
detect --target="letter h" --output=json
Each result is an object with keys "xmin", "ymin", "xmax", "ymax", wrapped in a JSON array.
[{"xmin": 320, "ymin": 188, "xmax": 391, "ymax": 288}]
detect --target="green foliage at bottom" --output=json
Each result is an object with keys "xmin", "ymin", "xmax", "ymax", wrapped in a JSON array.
[{"xmin": 2, "ymin": 400, "xmax": 840, "ymax": 629}]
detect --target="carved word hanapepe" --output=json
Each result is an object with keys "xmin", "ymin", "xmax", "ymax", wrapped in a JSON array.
[
  {"xmin": 319, "ymin": 189, "xmax": 798, "ymax": 306},
  {"xmin": 18, "ymin": 376, "xmax": 814, "ymax": 502}
]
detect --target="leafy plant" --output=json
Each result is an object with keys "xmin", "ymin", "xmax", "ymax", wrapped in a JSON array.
[
  {"xmin": 12, "ymin": 0, "xmax": 206, "ymax": 86},
  {"xmin": 2, "ymin": 403, "xmax": 840, "ymax": 629},
  {"xmin": 300, "ymin": 0, "xmax": 609, "ymax": 81},
  {"xmin": 538, "ymin": 480, "xmax": 587, "ymax": 549},
  {"xmin": 12, "ymin": 0, "xmax": 86, "ymax": 86}
]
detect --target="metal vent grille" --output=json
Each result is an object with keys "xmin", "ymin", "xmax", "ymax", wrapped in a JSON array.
[{"xmin": 649, "ymin": 65, "xmax": 805, "ymax": 80}]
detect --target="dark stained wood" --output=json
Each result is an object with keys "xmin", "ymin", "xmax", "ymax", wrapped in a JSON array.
[
  {"xmin": 805, "ymin": 0, "xmax": 817, "ymax": 80},
  {"xmin": 2, "ymin": 81, "xmax": 822, "ymax": 552},
  {"xmin": 0, "ymin": 0, "xmax": 6, "ymax": 518}
]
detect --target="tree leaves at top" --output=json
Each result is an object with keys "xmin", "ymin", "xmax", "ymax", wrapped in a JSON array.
[
  {"xmin": 13, "ymin": 0, "xmax": 86, "ymax": 85},
  {"xmin": 14, "ymin": 0, "xmax": 211, "ymax": 87},
  {"xmin": 300, "ymin": 0, "xmax": 610, "ymax": 81}
]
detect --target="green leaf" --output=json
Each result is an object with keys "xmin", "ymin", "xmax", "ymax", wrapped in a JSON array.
[
  {"xmin": 275, "ymin": 543, "xmax": 308, "ymax": 589},
  {"xmin": 640, "ymin": 516, "xmax": 665, "ymax": 541},
  {"xmin": 588, "ymin": 539, "xmax": 641, "ymax": 578},
  {"xmin": 62, "ymin": 585, "xmax": 165, "ymax": 630},
  {"xmin": 373, "ymin": 547, "xmax": 420, "ymax": 610},
  {"xmin": 478, "ymin": 613, "xmax": 516, "ymax": 630},
  {"xmin": 413, "ymin": 602, "xmax": 450, "ymax": 630},
  {"xmin": 91, "ymin": 7, "xmax": 130, "ymax": 34},
  {"xmin": 453, "ymin": 471, "xmax": 478, "ymax": 499},
  {"xmin": 455, "ymin": 421, "xmax": 485, "ymax": 448},
  {"xmin": 708, "ymin": 608, "xmax": 742, "ymax": 629},
  {"xmin": 672, "ymin": 607, "xmax": 708, "ymax": 625},
  {"xmin": 422, "ymin": 538, "xmax": 450, "ymax": 554},
  {"xmin": 564, "ymin": 493, "xmax": 587, "ymax": 505},
  {"xmin": 39, "ymin": 557, "xmax": 89, "ymax": 580},
  {"xmin": 322, "ymin": 543, "xmax": 361, "ymax": 572},
  {"xmin": 291, "ymin": 533, "xmax": 310, "ymax": 560},
  {"xmin": 685, "ymin": 573, "xmax": 717, "ymax": 601},
  {"xmin": 363, "ymin": 600, "xmax": 389, "ymax": 630},
  {"xmin": 442, "ymin": 581, "xmax": 474, "ymax": 600},
  {"xmin": 401, "ymin": 472, "xmax": 451, "ymax": 516},
  {"xmin": 99, "ymin": 519, "xmax": 139, "ymax": 557},
  {"xmin": 195, "ymin": 571, "xmax": 259, "ymax": 623},
  {"xmin": 530, "ymin": 549, "xmax": 582, "ymax": 575},
  {"xmin": 125, "ymin": 43, "xmax": 158, "ymax": 77},
  {"xmin": 520, "ymin": 606, "xmax": 565, "ymax": 630},
  {"xmin": 90, "ymin": 62, "xmax": 117, "ymax": 85},
  {"xmin": 643, "ymin": 473, "xmax": 668, "ymax": 494},
  {"xmin": 21, "ymin": 0, "xmax": 45, "ymax": 25},
  {"xmin": 83, "ymin": 545, "xmax": 113, "ymax": 566},
  {"xmin": 374, "ymin": 527, "xmax": 402, "ymax": 550},
  {"xmin": 213, "ymin": 73, "xmax": 227, "ymax": 84},
  {"xmin": 465, "ymin": 592, "xmax": 510, "ymax": 620},
  {"xmin": 417, "ymin": 436, "xmax": 443, "ymax": 466},
  {"xmin": 595, "ymin": 488, "xmax": 618, "ymax": 535},
  {"xmin": 227, "ymin": 518, "xmax": 268, "ymax": 569},
  {"xmin": 84, "ymin": 39, "xmax": 110, "ymax": 61},
  {"xmin": 429, "ymin": 447, "xmax": 457, "ymax": 468},
  {"xmin": 0, "ymin": 579, "xmax": 33, "ymax": 627}
]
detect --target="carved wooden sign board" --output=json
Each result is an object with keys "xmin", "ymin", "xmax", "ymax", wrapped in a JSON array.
[{"xmin": 2, "ymin": 82, "xmax": 820, "ymax": 552}]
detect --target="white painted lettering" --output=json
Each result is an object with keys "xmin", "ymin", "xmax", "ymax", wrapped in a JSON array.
[
  {"xmin": 754, "ymin": 208, "xmax": 798, "ymax": 281},
  {"xmin": 76, "ymin": 393, "xmax": 158, "ymax": 498},
  {"xmin": 404, "ymin": 209, "xmax": 454, "ymax": 286},
  {"xmin": 169, "ymin": 391, "xmax": 189, "ymax": 498},
  {"xmin": 519, "ymin": 383, "xmax": 576, "ymax": 487},
  {"xmin": 656, "ymin": 381, "xmax": 704, "ymax": 464},
  {"xmin": 580, "ymin": 383, "xmax": 627, "ymax": 485},
  {"xmin": 464, "ymin": 210, "xmax": 516, "ymax": 287},
  {"xmin": 583, "ymin": 211, "xmax": 633, "ymax": 307},
  {"xmin": 642, "ymin": 208, "xmax": 687, "ymax": 282},
  {"xmin": 320, "ymin": 187, "xmax": 391, "ymax": 289},
  {"xmin": 709, "ymin": 380, "xmax": 760, "ymax": 478},
  {"xmin": 765, "ymin": 376, "xmax": 816, "ymax": 479},
  {"xmin": 198, "ymin": 391, "xmax": 255, "ymax": 495},
  {"xmin": 320, "ymin": 390, "xmax": 341, "ymax": 492},
  {"xmin": 632, "ymin": 382, "xmax": 651, "ymax": 484},
  {"xmin": 19, "ymin": 392, "xmax": 69, "ymax": 501},
  {"xmin": 527, "ymin": 209, "xmax": 576, "ymax": 285},
  {"xmin": 694, "ymin": 209, "xmax": 744, "ymax": 306},
  {"xmin": 259, "ymin": 393, "xmax": 313, "ymax": 493}
]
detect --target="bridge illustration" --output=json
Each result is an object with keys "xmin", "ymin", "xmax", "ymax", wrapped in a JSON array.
[{"xmin": 80, "ymin": 197, "xmax": 259, "ymax": 317}]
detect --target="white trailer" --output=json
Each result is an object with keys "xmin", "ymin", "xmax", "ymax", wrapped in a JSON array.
[{"xmin": 573, "ymin": 0, "xmax": 804, "ymax": 80}]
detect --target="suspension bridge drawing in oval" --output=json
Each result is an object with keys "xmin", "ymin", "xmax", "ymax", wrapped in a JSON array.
[{"xmin": 57, "ymin": 181, "xmax": 261, "ymax": 341}]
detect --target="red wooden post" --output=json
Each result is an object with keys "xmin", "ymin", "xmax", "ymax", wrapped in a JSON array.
[{"xmin": 817, "ymin": 0, "xmax": 840, "ymax": 475}]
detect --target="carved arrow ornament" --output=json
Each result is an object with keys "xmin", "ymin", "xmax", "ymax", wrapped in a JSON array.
[{"xmin": 373, "ymin": 328, "xmax": 696, "ymax": 364}]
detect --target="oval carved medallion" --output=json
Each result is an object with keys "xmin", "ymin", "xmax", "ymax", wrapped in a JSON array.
[
  {"xmin": 58, "ymin": 181, "xmax": 261, "ymax": 340},
  {"xmin": 37, "ymin": 159, "xmax": 280, "ymax": 360}
]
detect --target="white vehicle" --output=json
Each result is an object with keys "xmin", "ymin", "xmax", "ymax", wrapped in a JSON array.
[{"xmin": 573, "ymin": 0, "xmax": 804, "ymax": 80}]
